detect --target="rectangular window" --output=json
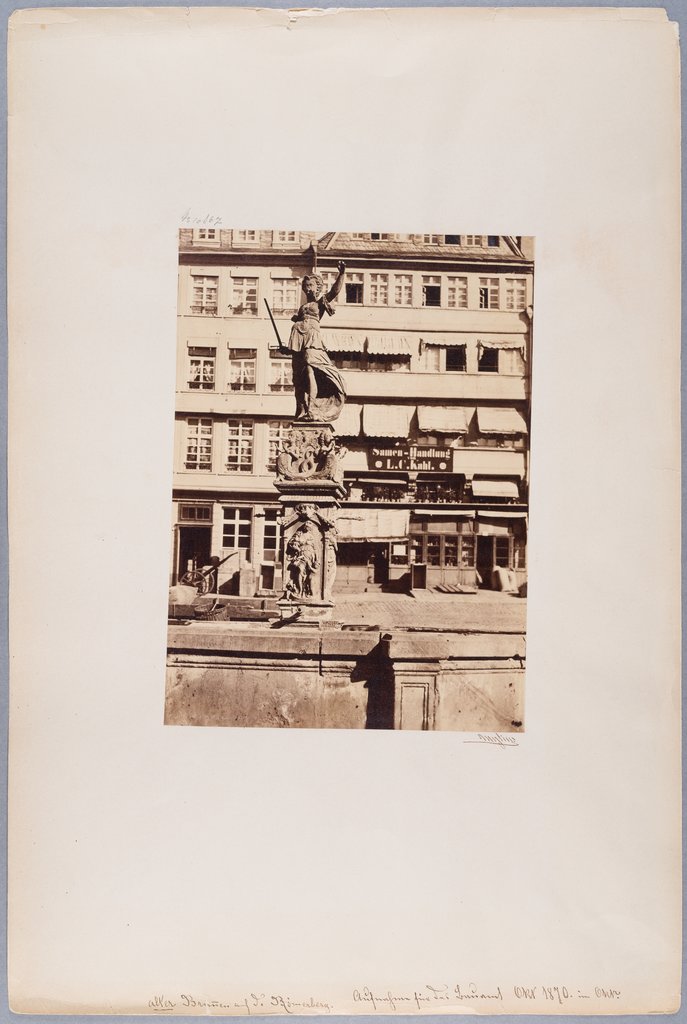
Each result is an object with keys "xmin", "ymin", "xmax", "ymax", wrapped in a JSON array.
[
  {"xmin": 446, "ymin": 346, "xmax": 467, "ymax": 372},
  {"xmin": 487, "ymin": 236, "xmax": 500, "ymax": 247},
  {"xmin": 194, "ymin": 228, "xmax": 217, "ymax": 241},
  {"xmin": 179, "ymin": 503, "xmax": 212, "ymax": 523},
  {"xmin": 226, "ymin": 419, "xmax": 253, "ymax": 472},
  {"xmin": 443, "ymin": 536, "xmax": 459, "ymax": 567},
  {"xmin": 319, "ymin": 270, "xmax": 338, "ymax": 295},
  {"xmin": 187, "ymin": 347, "xmax": 215, "ymax": 390},
  {"xmin": 191, "ymin": 275, "xmax": 218, "ymax": 315},
  {"xmin": 228, "ymin": 348, "xmax": 257, "ymax": 391},
  {"xmin": 185, "ymin": 417, "xmax": 213, "ymax": 471},
  {"xmin": 499, "ymin": 347, "xmax": 526, "ymax": 375},
  {"xmin": 465, "ymin": 235, "xmax": 484, "ymax": 246},
  {"xmin": 444, "ymin": 234, "xmax": 461, "ymax": 244},
  {"xmin": 513, "ymin": 535, "xmax": 527, "ymax": 570},
  {"xmin": 369, "ymin": 273, "xmax": 389, "ymax": 305},
  {"xmin": 345, "ymin": 272, "xmax": 364, "ymax": 304},
  {"xmin": 365, "ymin": 355, "xmax": 411, "ymax": 372},
  {"xmin": 410, "ymin": 536, "xmax": 424, "ymax": 564},
  {"xmin": 461, "ymin": 535, "xmax": 476, "ymax": 567},
  {"xmin": 478, "ymin": 347, "xmax": 499, "ymax": 373},
  {"xmin": 426, "ymin": 536, "xmax": 441, "ymax": 566},
  {"xmin": 422, "ymin": 275, "xmax": 441, "ymax": 307},
  {"xmin": 422, "ymin": 234, "xmax": 441, "ymax": 243},
  {"xmin": 479, "ymin": 277, "xmax": 500, "ymax": 310},
  {"xmin": 263, "ymin": 508, "xmax": 281, "ymax": 561},
  {"xmin": 495, "ymin": 536, "xmax": 511, "ymax": 565},
  {"xmin": 389, "ymin": 541, "xmax": 408, "ymax": 566},
  {"xmin": 267, "ymin": 420, "xmax": 290, "ymax": 469},
  {"xmin": 447, "ymin": 276, "xmax": 468, "ymax": 309},
  {"xmin": 274, "ymin": 231, "xmax": 297, "ymax": 243},
  {"xmin": 505, "ymin": 277, "xmax": 527, "ymax": 311},
  {"xmin": 234, "ymin": 230, "xmax": 257, "ymax": 243},
  {"xmin": 269, "ymin": 357, "xmax": 293, "ymax": 392},
  {"xmin": 418, "ymin": 345, "xmax": 441, "ymax": 372},
  {"xmin": 272, "ymin": 277, "xmax": 300, "ymax": 313},
  {"xmin": 231, "ymin": 277, "xmax": 258, "ymax": 315},
  {"xmin": 222, "ymin": 507, "xmax": 252, "ymax": 555},
  {"xmin": 394, "ymin": 274, "xmax": 413, "ymax": 306}
]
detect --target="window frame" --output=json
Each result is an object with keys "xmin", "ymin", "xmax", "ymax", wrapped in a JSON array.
[
  {"xmin": 222, "ymin": 506, "xmax": 252, "ymax": 558},
  {"xmin": 231, "ymin": 277, "xmax": 259, "ymax": 316},
  {"xmin": 422, "ymin": 275, "xmax": 442, "ymax": 308},
  {"xmin": 227, "ymin": 348, "xmax": 257, "ymax": 392},
  {"xmin": 185, "ymin": 417, "xmax": 213, "ymax": 472},
  {"xmin": 226, "ymin": 418, "xmax": 254, "ymax": 473},
  {"xmin": 505, "ymin": 276, "xmax": 528, "ymax": 311},
  {"xmin": 190, "ymin": 274, "xmax": 219, "ymax": 316},
  {"xmin": 478, "ymin": 277, "xmax": 500, "ymax": 310},
  {"xmin": 478, "ymin": 347, "xmax": 500, "ymax": 373},
  {"xmin": 271, "ymin": 277, "xmax": 301, "ymax": 314},
  {"xmin": 187, "ymin": 346, "xmax": 216, "ymax": 391}
]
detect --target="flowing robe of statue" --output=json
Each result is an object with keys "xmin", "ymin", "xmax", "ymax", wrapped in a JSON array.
[
  {"xmin": 287, "ymin": 302, "xmax": 346, "ymax": 422},
  {"xmin": 280, "ymin": 262, "xmax": 347, "ymax": 422}
]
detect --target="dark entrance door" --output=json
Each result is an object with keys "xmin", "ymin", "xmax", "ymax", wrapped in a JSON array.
[
  {"xmin": 371, "ymin": 544, "xmax": 389, "ymax": 584},
  {"xmin": 177, "ymin": 526, "xmax": 212, "ymax": 582},
  {"xmin": 476, "ymin": 535, "xmax": 494, "ymax": 589}
]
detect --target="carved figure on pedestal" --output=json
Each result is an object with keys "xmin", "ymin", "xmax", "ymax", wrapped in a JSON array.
[
  {"xmin": 281, "ymin": 503, "xmax": 339, "ymax": 604},
  {"xmin": 322, "ymin": 522, "xmax": 338, "ymax": 603},
  {"xmin": 284, "ymin": 522, "xmax": 319, "ymax": 600},
  {"xmin": 276, "ymin": 261, "xmax": 347, "ymax": 422}
]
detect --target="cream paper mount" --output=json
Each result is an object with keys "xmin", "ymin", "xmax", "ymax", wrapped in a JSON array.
[{"xmin": 7, "ymin": 5, "xmax": 681, "ymax": 1016}]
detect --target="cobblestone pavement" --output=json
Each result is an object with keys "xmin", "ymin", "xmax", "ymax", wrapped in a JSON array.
[{"xmin": 333, "ymin": 589, "xmax": 526, "ymax": 632}]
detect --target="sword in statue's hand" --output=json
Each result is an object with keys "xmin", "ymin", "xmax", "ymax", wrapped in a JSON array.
[{"xmin": 264, "ymin": 299, "xmax": 288, "ymax": 354}]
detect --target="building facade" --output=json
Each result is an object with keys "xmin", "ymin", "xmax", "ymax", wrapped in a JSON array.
[{"xmin": 172, "ymin": 229, "xmax": 533, "ymax": 596}]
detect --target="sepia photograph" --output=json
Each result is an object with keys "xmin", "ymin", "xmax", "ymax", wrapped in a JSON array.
[{"xmin": 166, "ymin": 229, "xmax": 532, "ymax": 730}]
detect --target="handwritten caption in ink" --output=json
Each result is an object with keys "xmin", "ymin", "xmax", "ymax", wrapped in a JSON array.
[{"xmin": 148, "ymin": 983, "xmax": 621, "ymax": 1014}]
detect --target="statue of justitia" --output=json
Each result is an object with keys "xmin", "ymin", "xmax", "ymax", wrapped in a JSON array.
[{"xmin": 270, "ymin": 261, "xmax": 347, "ymax": 422}]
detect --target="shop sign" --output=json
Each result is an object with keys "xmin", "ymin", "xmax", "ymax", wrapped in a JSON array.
[{"xmin": 370, "ymin": 445, "xmax": 452, "ymax": 472}]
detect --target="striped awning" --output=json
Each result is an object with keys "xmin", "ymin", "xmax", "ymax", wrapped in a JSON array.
[
  {"xmin": 362, "ymin": 404, "xmax": 415, "ymax": 438},
  {"xmin": 334, "ymin": 402, "xmax": 362, "ymax": 437},
  {"xmin": 337, "ymin": 508, "xmax": 410, "ymax": 541},
  {"xmin": 478, "ymin": 510, "xmax": 528, "ymax": 519},
  {"xmin": 413, "ymin": 510, "xmax": 475, "ymax": 519},
  {"xmin": 366, "ymin": 333, "xmax": 413, "ymax": 355},
  {"xmin": 420, "ymin": 334, "xmax": 468, "ymax": 348},
  {"xmin": 477, "ymin": 335, "xmax": 527, "ymax": 355},
  {"xmin": 476, "ymin": 407, "xmax": 528, "ymax": 435},
  {"xmin": 321, "ymin": 331, "xmax": 366, "ymax": 353},
  {"xmin": 472, "ymin": 479, "xmax": 521, "ymax": 499},
  {"xmin": 417, "ymin": 406, "xmax": 471, "ymax": 434}
]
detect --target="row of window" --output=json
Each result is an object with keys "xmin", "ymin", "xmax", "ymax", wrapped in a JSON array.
[
  {"xmin": 350, "ymin": 234, "xmax": 501, "ymax": 246},
  {"xmin": 177, "ymin": 503, "xmax": 526, "ymax": 571},
  {"xmin": 191, "ymin": 229, "xmax": 298, "ymax": 245},
  {"xmin": 188, "ymin": 271, "xmax": 529, "ymax": 316},
  {"xmin": 184, "ymin": 417, "xmax": 525, "ymax": 474},
  {"xmin": 185, "ymin": 418, "xmax": 288, "ymax": 472},
  {"xmin": 191, "ymin": 231, "xmax": 502, "ymax": 247},
  {"xmin": 185, "ymin": 342, "xmax": 523, "ymax": 393}
]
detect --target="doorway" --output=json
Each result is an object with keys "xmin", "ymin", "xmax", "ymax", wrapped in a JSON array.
[
  {"xmin": 477, "ymin": 535, "xmax": 495, "ymax": 589},
  {"xmin": 177, "ymin": 526, "xmax": 212, "ymax": 582}
]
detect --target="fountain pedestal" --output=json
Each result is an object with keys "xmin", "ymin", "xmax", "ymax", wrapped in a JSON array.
[{"xmin": 273, "ymin": 422, "xmax": 347, "ymax": 622}]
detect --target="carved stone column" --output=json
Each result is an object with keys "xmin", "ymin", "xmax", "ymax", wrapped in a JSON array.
[{"xmin": 274, "ymin": 422, "xmax": 347, "ymax": 622}]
